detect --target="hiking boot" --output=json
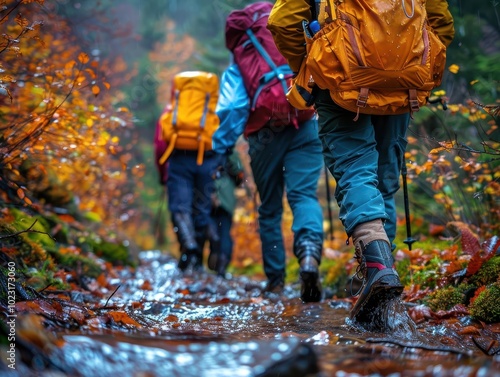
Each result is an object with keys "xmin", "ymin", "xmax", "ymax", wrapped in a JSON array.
[
  {"xmin": 207, "ymin": 252, "xmax": 218, "ymax": 271},
  {"xmin": 172, "ymin": 212, "xmax": 198, "ymax": 251},
  {"xmin": 263, "ymin": 277, "xmax": 284, "ymax": 296},
  {"xmin": 349, "ymin": 240, "xmax": 403, "ymax": 322},
  {"xmin": 299, "ymin": 256, "xmax": 322, "ymax": 303},
  {"xmin": 295, "ymin": 239, "xmax": 322, "ymax": 303},
  {"xmin": 215, "ymin": 254, "xmax": 229, "ymax": 277},
  {"xmin": 178, "ymin": 247, "xmax": 202, "ymax": 272},
  {"xmin": 206, "ymin": 222, "xmax": 220, "ymax": 271}
]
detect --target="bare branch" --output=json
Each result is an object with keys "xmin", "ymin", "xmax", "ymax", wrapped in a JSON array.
[{"xmin": 0, "ymin": 219, "xmax": 56, "ymax": 241}]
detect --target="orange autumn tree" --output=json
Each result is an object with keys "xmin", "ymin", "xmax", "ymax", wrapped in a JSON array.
[
  {"xmin": 0, "ymin": 1, "xmax": 142, "ymax": 237},
  {"xmin": 150, "ymin": 20, "xmax": 196, "ymax": 109}
]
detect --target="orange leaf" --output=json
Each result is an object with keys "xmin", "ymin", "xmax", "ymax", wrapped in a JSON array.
[
  {"xmin": 17, "ymin": 188, "xmax": 25, "ymax": 200},
  {"xmin": 458, "ymin": 326, "xmax": 480, "ymax": 336},
  {"xmin": 85, "ymin": 68, "xmax": 96, "ymax": 79},
  {"xmin": 65, "ymin": 60, "xmax": 77, "ymax": 70},
  {"xmin": 15, "ymin": 14, "xmax": 29, "ymax": 28},
  {"xmin": 429, "ymin": 223, "xmax": 446, "ymax": 236},
  {"xmin": 140, "ymin": 280, "xmax": 152, "ymax": 291},
  {"xmin": 165, "ymin": 315, "xmax": 179, "ymax": 322},
  {"xmin": 108, "ymin": 311, "xmax": 141, "ymax": 327},
  {"xmin": 470, "ymin": 286, "xmax": 486, "ymax": 305},
  {"xmin": 92, "ymin": 85, "xmax": 100, "ymax": 96},
  {"xmin": 78, "ymin": 52, "xmax": 89, "ymax": 64}
]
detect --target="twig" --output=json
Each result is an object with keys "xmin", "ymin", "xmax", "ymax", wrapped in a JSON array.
[
  {"xmin": 104, "ymin": 284, "xmax": 121, "ymax": 307},
  {"xmin": 38, "ymin": 283, "xmax": 55, "ymax": 293},
  {"xmin": 0, "ymin": 219, "xmax": 55, "ymax": 241}
]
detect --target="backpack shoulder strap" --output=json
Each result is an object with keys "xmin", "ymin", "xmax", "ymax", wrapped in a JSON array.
[
  {"xmin": 172, "ymin": 89, "xmax": 180, "ymax": 127},
  {"xmin": 199, "ymin": 93, "xmax": 210, "ymax": 128},
  {"xmin": 244, "ymin": 28, "xmax": 292, "ymax": 109}
]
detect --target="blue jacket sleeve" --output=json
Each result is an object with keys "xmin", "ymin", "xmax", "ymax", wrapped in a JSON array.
[{"xmin": 212, "ymin": 64, "xmax": 250, "ymax": 154}]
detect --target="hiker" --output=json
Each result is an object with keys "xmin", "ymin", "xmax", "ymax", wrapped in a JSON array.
[
  {"xmin": 268, "ymin": 0, "xmax": 455, "ymax": 323},
  {"xmin": 213, "ymin": 2, "xmax": 324, "ymax": 302},
  {"xmin": 207, "ymin": 148, "xmax": 245, "ymax": 278},
  {"xmin": 154, "ymin": 71, "xmax": 222, "ymax": 272}
]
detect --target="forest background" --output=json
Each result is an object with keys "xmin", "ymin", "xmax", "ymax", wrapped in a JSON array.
[{"xmin": 0, "ymin": 0, "xmax": 499, "ymax": 321}]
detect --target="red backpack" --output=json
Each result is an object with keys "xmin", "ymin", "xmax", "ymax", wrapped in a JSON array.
[{"xmin": 225, "ymin": 2, "xmax": 314, "ymax": 135}]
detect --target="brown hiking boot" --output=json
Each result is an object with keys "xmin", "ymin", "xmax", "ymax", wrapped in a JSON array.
[
  {"xmin": 349, "ymin": 240, "xmax": 403, "ymax": 322},
  {"xmin": 299, "ymin": 256, "xmax": 322, "ymax": 303}
]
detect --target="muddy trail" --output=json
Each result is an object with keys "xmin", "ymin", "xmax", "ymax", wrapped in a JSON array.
[{"xmin": 3, "ymin": 250, "xmax": 500, "ymax": 377}]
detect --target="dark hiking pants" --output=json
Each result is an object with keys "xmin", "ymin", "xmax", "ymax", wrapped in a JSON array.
[{"xmin": 167, "ymin": 151, "xmax": 220, "ymax": 243}]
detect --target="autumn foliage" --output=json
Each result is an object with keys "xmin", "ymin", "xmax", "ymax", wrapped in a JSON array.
[{"xmin": 1, "ymin": 1, "xmax": 143, "ymax": 233}]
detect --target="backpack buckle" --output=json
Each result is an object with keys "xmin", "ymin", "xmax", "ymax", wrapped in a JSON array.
[
  {"xmin": 409, "ymin": 89, "xmax": 420, "ymax": 112},
  {"xmin": 356, "ymin": 88, "xmax": 369, "ymax": 108},
  {"xmin": 409, "ymin": 99, "xmax": 420, "ymax": 112}
]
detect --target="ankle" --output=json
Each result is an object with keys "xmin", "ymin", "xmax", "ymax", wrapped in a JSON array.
[
  {"xmin": 352, "ymin": 219, "xmax": 389, "ymax": 253},
  {"xmin": 299, "ymin": 255, "xmax": 319, "ymax": 272},
  {"xmin": 295, "ymin": 239, "xmax": 322, "ymax": 265}
]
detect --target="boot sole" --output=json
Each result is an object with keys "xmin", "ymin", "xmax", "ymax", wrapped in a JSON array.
[
  {"xmin": 300, "ymin": 270, "xmax": 322, "ymax": 303},
  {"xmin": 349, "ymin": 284, "xmax": 404, "ymax": 321}
]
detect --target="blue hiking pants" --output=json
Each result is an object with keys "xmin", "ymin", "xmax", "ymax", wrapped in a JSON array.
[
  {"xmin": 167, "ymin": 151, "xmax": 220, "ymax": 233},
  {"xmin": 314, "ymin": 89, "xmax": 410, "ymax": 246},
  {"xmin": 247, "ymin": 118, "xmax": 324, "ymax": 284}
]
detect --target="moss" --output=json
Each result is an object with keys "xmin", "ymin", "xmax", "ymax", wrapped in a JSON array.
[
  {"xmin": 395, "ymin": 258, "xmax": 412, "ymax": 287},
  {"xmin": 26, "ymin": 267, "xmax": 67, "ymax": 291},
  {"xmin": 56, "ymin": 253, "xmax": 102, "ymax": 279},
  {"xmin": 469, "ymin": 256, "xmax": 500, "ymax": 287},
  {"xmin": 8, "ymin": 208, "xmax": 55, "ymax": 249},
  {"xmin": 469, "ymin": 283, "xmax": 500, "ymax": 323},
  {"xmin": 411, "ymin": 256, "xmax": 442, "ymax": 289},
  {"xmin": 86, "ymin": 237, "xmax": 131, "ymax": 265},
  {"xmin": 394, "ymin": 237, "xmax": 453, "ymax": 256},
  {"xmin": 425, "ymin": 284, "xmax": 472, "ymax": 312}
]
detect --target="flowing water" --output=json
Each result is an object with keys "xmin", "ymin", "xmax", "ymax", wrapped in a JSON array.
[{"xmin": 4, "ymin": 250, "xmax": 500, "ymax": 377}]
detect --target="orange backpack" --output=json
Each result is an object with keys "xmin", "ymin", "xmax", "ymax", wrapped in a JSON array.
[
  {"xmin": 158, "ymin": 71, "xmax": 220, "ymax": 166},
  {"xmin": 287, "ymin": 0, "xmax": 447, "ymax": 117}
]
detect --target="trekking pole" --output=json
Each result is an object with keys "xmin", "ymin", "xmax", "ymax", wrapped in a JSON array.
[
  {"xmin": 401, "ymin": 97, "xmax": 447, "ymax": 251},
  {"xmin": 324, "ymin": 164, "xmax": 334, "ymax": 241},
  {"xmin": 401, "ymin": 156, "xmax": 416, "ymax": 250}
]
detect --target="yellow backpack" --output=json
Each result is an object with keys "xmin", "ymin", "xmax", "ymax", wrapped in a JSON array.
[
  {"xmin": 158, "ymin": 71, "xmax": 220, "ymax": 166},
  {"xmin": 272, "ymin": 0, "xmax": 447, "ymax": 117}
]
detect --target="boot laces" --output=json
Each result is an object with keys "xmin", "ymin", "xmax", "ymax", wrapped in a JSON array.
[
  {"xmin": 354, "ymin": 248, "xmax": 367, "ymax": 281},
  {"xmin": 348, "ymin": 248, "xmax": 367, "ymax": 297}
]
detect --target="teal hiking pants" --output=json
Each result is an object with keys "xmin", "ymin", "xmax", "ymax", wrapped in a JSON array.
[
  {"xmin": 314, "ymin": 89, "xmax": 410, "ymax": 246},
  {"xmin": 248, "ymin": 118, "xmax": 324, "ymax": 284}
]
